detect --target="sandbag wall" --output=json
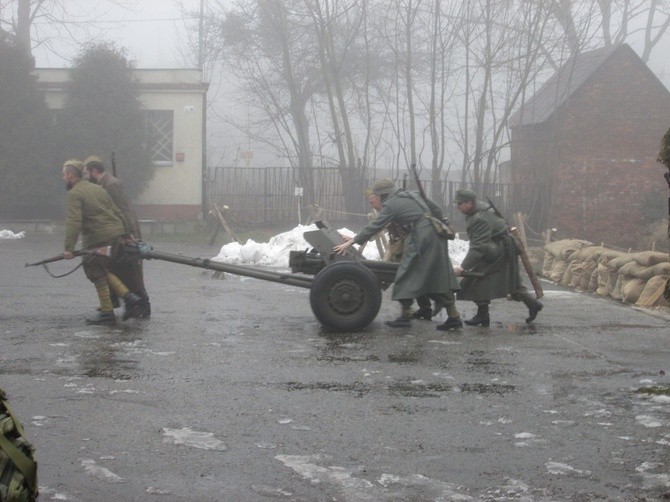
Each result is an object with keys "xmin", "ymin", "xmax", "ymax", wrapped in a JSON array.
[{"xmin": 542, "ymin": 239, "xmax": 670, "ymax": 308}]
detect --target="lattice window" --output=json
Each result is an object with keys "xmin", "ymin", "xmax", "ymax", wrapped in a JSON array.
[{"xmin": 145, "ymin": 110, "xmax": 174, "ymax": 166}]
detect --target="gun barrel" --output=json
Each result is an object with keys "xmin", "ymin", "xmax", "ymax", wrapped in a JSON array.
[{"xmin": 142, "ymin": 249, "xmax": 314, "ymax": 289}]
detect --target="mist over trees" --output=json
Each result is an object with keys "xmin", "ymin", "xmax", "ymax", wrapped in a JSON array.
[
  {"xmin": 0, "ymin": 30, "xmax": 58, "ymax": 218},
  {"xmin": 182, "ymin": 0, "xmax": 670, "ymax": 206},
  {"xmin": 59, "ymin": 42, "xmax": 154, "ymax": 198}
]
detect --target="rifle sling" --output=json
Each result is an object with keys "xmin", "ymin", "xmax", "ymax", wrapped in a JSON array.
[{"xmin": 42, "ymin": 260, "xmax": 84, "ymax": 278}]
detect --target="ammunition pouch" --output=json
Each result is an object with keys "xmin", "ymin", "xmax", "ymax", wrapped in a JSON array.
[{"xmin": 426, "ymin": 214, "xmax": 456, "ymax": 240}]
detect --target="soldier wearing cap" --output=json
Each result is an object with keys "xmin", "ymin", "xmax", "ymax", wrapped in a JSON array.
[
  {"xmin": 84, "ymin": 155, "xmax": 151, "ymax": 318},
  {"xmin": 453, "ymin": 189, "xmax": 543, "ymax": 326},
  {"xmin": 61, "ymin": 159, "xmax": 142, "ymax": 325},
  {"xmin": 334, "ymin": 178, "xmax": 462, "ymax": 330}
]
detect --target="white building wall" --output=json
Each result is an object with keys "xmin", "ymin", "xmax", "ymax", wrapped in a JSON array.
[{"xmin": 34, "ymin": 68, "xmax": 208, "ymax": 219}]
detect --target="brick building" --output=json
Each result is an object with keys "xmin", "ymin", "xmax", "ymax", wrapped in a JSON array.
[{"xmin": 508, "ymin": 44, "xmax": 670, "ymax": 248}]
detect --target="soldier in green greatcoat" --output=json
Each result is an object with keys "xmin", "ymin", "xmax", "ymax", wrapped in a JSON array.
[
  {"xmin": 334, "ymin": 179, "xmax": 462, "ymax": 330},
  {"xmin": 453, "ymin": 189, "xmax": 543, "ymax": 326}
]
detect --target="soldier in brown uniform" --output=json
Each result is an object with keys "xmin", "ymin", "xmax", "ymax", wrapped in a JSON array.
[
  {"xmin": 61, "ymin": 160, "xmax": 142, "ymax": 325},
  {"xmin": 83, "ymin": 155, "xmax": 151, "ymax": 318}
]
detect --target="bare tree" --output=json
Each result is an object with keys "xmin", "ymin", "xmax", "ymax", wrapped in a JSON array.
[
  {"xmin": 207, "ymin": 0, "xmax": 321, "ymax": 203},
  {"xmin": 0, "ymin": 0, "xmax": 126, "ymax": 60}
]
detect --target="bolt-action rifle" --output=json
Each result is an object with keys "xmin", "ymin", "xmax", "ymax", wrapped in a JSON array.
[
  {"xmin": 24, "ymin": 246, "xmax": 118, "ymax": 278},
  {"xmin": 24, "ymin": 246, "xmax": 115, "ymax": 268},
  {"xmin": 485, "ymin": 196, "xmax": 543, "ymax": 299},
  {"xmin": 409, "ymin": 164, "xmax": 456, "ymax": 240}
]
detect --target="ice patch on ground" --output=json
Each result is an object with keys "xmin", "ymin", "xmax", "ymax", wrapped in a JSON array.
[
  {"xmin": 545, "ymin": 461, "xmax": 591, "ymax": 477},
  {"xmin": 636, "ymin": 415, "xmax": 663, "ymax": 427},
  {"xmin": 80, "ymin": 459, "xmax": 123, "ymax": 483},
  {"xmin": 276, "ymin": 454, "xmax": 474, "ymax": 500},
  {"xmin": 162, "ymin": 427, "xmax": 227, "ymax": 451}
]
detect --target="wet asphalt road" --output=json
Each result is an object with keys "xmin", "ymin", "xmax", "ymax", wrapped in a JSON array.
[{"xmin": 1, "ymin": 232, "xmax": 669, "ymax": 501}]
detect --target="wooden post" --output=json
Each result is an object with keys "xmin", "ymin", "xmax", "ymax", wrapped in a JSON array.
[{"xmin": 214, "ymin": 204, "xmax": 240, "ymax": 244}]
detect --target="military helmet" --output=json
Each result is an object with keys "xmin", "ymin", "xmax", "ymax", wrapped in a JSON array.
[
  {"xmin": 370, "ymin": 178, "xmax": 397, "ymax": 195},
  {"xmin": 453, "ymin": 189, "xmax": 476, "ymax": 203}
]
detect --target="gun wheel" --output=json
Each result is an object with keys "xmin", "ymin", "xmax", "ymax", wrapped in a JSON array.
[{"xmin": 310, "ymin": 261, "xmax": 382, "ymax": 331}]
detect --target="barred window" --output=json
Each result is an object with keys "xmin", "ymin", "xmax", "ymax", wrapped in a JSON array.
[{"xmin": 145, "ymin": 110, "xmax": 174, "ymax": 166}]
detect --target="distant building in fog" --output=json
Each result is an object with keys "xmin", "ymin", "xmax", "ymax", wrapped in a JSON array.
[
  {"xmin": 35, "ymin": 68, "xmax": 208, "ymax": 221},
  {"xmin": 508, "ymin": 43, "xmax": 670, "ymax": 248}
]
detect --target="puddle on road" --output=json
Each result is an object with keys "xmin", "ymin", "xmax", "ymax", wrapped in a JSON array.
[
  {"xmin": 283, "ymin": 381, "xmax": 372, "ymax": 396},
  {"xmin": 0, "ymin": 358, "xmax": 40, "ymax": 375},
  {"xmin": 280, "ymin": 380, "xmax": 515, "ymax": 398},
  {"xmin": 597, "ymin": 323, "xmax": 663, "ymax": 330},
  {"xmin": 317, "ymin": 354, "xmax": 380, "ymax": 362}
]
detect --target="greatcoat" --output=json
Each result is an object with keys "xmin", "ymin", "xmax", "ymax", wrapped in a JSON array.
[
  {"xmin": 457, "ymin": 201, "xmax": 521, "ymax": 302},
  {"xmin": 353, "ymin": 189, "xmax": 459, "ymax": 301}
]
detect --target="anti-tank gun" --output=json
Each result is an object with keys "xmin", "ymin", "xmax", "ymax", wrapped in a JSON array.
[{"xmin": 26, "ymin": 220, "xmax": 394, "ymax": 331}]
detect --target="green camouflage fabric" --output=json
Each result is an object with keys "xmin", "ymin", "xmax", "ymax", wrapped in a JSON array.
[{"xmin": 0, "ymin": 388, "xmax": 37, "ymax": 502}]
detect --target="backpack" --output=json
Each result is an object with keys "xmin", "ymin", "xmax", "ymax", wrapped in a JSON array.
[{"xmin": 0, "ymin": 388, "xmax": 37, "ymax": 502}]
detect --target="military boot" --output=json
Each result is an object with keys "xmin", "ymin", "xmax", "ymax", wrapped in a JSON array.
[
  {"xmin": 411, "ymin": 306, "xmax": 432, "ymax": 320},
  {"xmin": 122, "ymin": 293, "xmax": 142, "ymax": 321},
  {"xmin": 463, "ymin": 304, "xmax": 490, "ymax": 327},
  {"xmin": 85, "ymin": 311, "xmax": 116, "ymax": 326},
  {"xmin": 386, "ymin": 305, "xmax": 413, "ymax": 328},
  {"xmin": 524, "ymin": 298, "xmax": 543, "ymax": 323},
  {"xmin": 436, "ymin": 317, "xmax": 463, "ymax": 331},
  {"xmin": 135, "ymin": 301, "xmax": 151, "ymax": 318}
]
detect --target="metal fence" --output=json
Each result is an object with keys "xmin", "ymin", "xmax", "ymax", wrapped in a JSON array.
[{"xmin": 207, "ymin": 166, "xmax": 549, "ymax": 233}]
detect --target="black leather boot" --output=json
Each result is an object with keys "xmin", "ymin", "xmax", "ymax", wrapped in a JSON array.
[
  {"xmin": 463, "ymin": 304, "xmax": 490, "ymax": 327},
  {"xmin": 135, "ymin": 301, "xmax": 151, "ymax": 318},
  {"xmin": 411, "ymin": 306, "xmax": 432, "ymax": 320},
  {"xmin": 122, "ymin": 293, "xmax": 142, "ymax": 321},
  {"xmin": 524, "ymin": 298, "xmax": 543, "ymax": 323},
  {"xmin": 436, "ymin": 317, "xmax": 463, "ymax": 331},
  {"xmin": 387, "ymin": 305, "xmax": 413, "ymax": 328}
]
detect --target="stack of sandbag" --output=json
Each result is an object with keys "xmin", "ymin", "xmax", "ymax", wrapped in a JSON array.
[
  {"xmin": 596, "ymin": 251, "xmax": 628, "ymax": 297},
  {"xmin": 542, "ymin": 239, "xmax": 593, "ymax": 285},
  {"xmin": 543, "ymin": 239, "xmax": 669, "ymax": 308},
  {"xmin": 618, "ymin": 252, "xmax": 670, "ymax": 307}
]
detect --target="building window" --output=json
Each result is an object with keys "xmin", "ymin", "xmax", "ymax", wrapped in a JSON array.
[{"xmin": 145, "ymin": 110, "xmax": 174, "ymax": 166}]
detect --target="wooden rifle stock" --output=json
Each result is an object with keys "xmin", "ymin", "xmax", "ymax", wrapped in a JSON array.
[{"xmin": 485, "ymin": 197, "xmax": 543, "ymax": 299}]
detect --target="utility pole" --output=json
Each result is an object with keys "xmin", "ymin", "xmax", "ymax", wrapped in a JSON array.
[{"xmin": 199, "ymin": 0, "xmax": 209, "ymax": 217}]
